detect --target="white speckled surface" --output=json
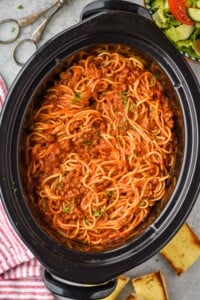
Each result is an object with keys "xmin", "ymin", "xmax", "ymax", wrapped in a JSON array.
[{"xmin": 0, "ymin": 0, "xmax": 199, "ymax": 299}]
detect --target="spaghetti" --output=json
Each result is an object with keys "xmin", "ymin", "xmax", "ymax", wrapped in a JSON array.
[{"xmin": 25, "ymin": 44, "xmax": 177, "ymax": 249}]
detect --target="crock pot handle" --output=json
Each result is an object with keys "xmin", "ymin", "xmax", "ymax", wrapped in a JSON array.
[
  {"xmin": 44, "ymin": 270, "xmax": 117, "ymax": 300},
  {"xmin": 80, "ymin": 0, "xmax": 152, "ymax": 21}
]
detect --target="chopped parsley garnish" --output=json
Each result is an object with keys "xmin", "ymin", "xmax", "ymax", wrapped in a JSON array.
[
  {"xmin": 63, "ymin": 200, "xmax": 75, "ymax": 214},
  {"xmin": 12, "ymin": 181, "xmax": 17, "ymax": 193},
  {"xmin": 94, "ymin": 210, "xmax": 101, "ymax": 217},
  {"xmin": 150, "ymin": 73, "xmax": 159, "ymax": 85},
  {"xmin": 84, "ymin": 219, "xmax": 89, "ymax": 225},
  {"xmin": 17, "ymin": 4, "xmax": 24, "ymax": 9},
  {"xmin": 106, "ymin": 191, "xmax": 114, "ymax": 197},
  {"xmin": 122, "ymin": 97, "xmax": 128, "ymax": 105},
  {"xmin": 149, "ymin": 107, "xmax": 153, "ymax": 113},
  {"xmin": 139, "ymin": 201, "xmax": 146, "ymax": 207},
  {"xmin": 121, "ymin": 91, "xmax": 128, "ymax": 105},
  {"xmin": 83, "ymin": 140, "xmax": 92, "ymax": 145},
  {"xmin": 63, "ymin": 207, "xmax": 71, "ymax": 213},
  {"xmin": 73, "ymin": 92, "xmax": 82, "ymax": 104}
]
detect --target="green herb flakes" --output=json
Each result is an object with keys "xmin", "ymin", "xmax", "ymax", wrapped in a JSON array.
[
  {"xmin": 121, "ymin": 91, "xmax": 128, "ymax": 106},
  {"xmin": 63, "ymin": 207, "xmax": 71, "ymax": 214},
  {"xmin": 17, "ymin": 4, "xmax": 24, "ymax": 9},
  {"xmin": 94, "ymin": 210, "xmax": 101, "ymax": 217},
  {"xmin": 106, "ymin": 191, "xmax": 114, "ymax": 197},
  {"xmin": 139, "ymin": 201, "xmax": 146, "ymax": 207},
  {"xmin": 73, "ymin": 92, "xmax": 82, "ymax": 104},
  {"xmin": 84, "ymin": 219, "xmax": 89, "ymax": 225},
  {"xmin": 150, "ymin": 75, "xmax": 157, "ymax": 85},
  {"xmin": 83, "ymin": 140, "xmax": 92, "ymax": 146}
]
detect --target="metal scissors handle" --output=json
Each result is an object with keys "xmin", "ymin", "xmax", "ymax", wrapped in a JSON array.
[
  {"xmin": 12, "ymin": 3, "xmax": 65, "ymax": 66},
  {"xmin": 11, "ymin": 0, "xmax": 69, "ymax": 66},
  {"xmin": 0, "ymin": 0, "xmax": 61, "ymax": 44}
]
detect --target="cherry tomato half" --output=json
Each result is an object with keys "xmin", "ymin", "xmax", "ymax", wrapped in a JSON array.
[
  {"xmin": 196, "ymin": 39, "xmax": 200, "ymax": 53},
  {"xmin": 168, "ymin": 0, "xmax": 194, "ymax": 25}
]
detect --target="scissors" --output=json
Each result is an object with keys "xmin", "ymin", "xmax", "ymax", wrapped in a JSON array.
[{"xmin": 0, "ymin": 0, "xmax": 69, "ymax": 65}]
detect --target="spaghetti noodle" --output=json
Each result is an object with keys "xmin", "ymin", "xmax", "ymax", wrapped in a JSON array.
[{"xmin": 25, "ymin": 44, "xmax": 177, "ymax": 249}]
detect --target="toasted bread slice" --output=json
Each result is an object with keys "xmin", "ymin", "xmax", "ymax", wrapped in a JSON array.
[
  {"xmin": 102, "ymin": 275, "xmax": 129, "ymax": 300},
  {"xmin": 131, "ymin": 271, "xmax": 169, "ymax": 300},
  {"xmin": 160, "ymin": 223, "xmax": 200, "ymax": 275},
  {"xmin": 126, "ymin": 293, "xmax": 145, "ymax": 300}
]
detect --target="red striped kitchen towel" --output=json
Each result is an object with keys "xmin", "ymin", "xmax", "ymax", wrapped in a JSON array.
[{"xmin": 0, "ymin": 74, "xmax": 55, "ymax": 300}]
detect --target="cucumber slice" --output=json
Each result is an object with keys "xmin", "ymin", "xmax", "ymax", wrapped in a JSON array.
[
  {"xmin": 187, "ymin": 8, "xmax": 200, "ymax": 22},
  {"xmin": 165, "ymin": 24, "xmax": 194, "ymax": 43},
  {"xmin": 196, "ymin": 1, "xmax": 200, "ymax": 8},
  {"xmin": 152, "ymin": 8, "xmax": 166, "ymax": 27}
]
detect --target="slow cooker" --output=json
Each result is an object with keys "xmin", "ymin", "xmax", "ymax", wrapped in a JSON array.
[{"xmin": 0, "ymin": 1, "xmax": 200, "ymax": 299}]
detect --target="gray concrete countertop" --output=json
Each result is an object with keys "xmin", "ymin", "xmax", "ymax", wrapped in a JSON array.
[{"xmin": 0, "ymin": 1, "xmax": 199, "ymax": 299}]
